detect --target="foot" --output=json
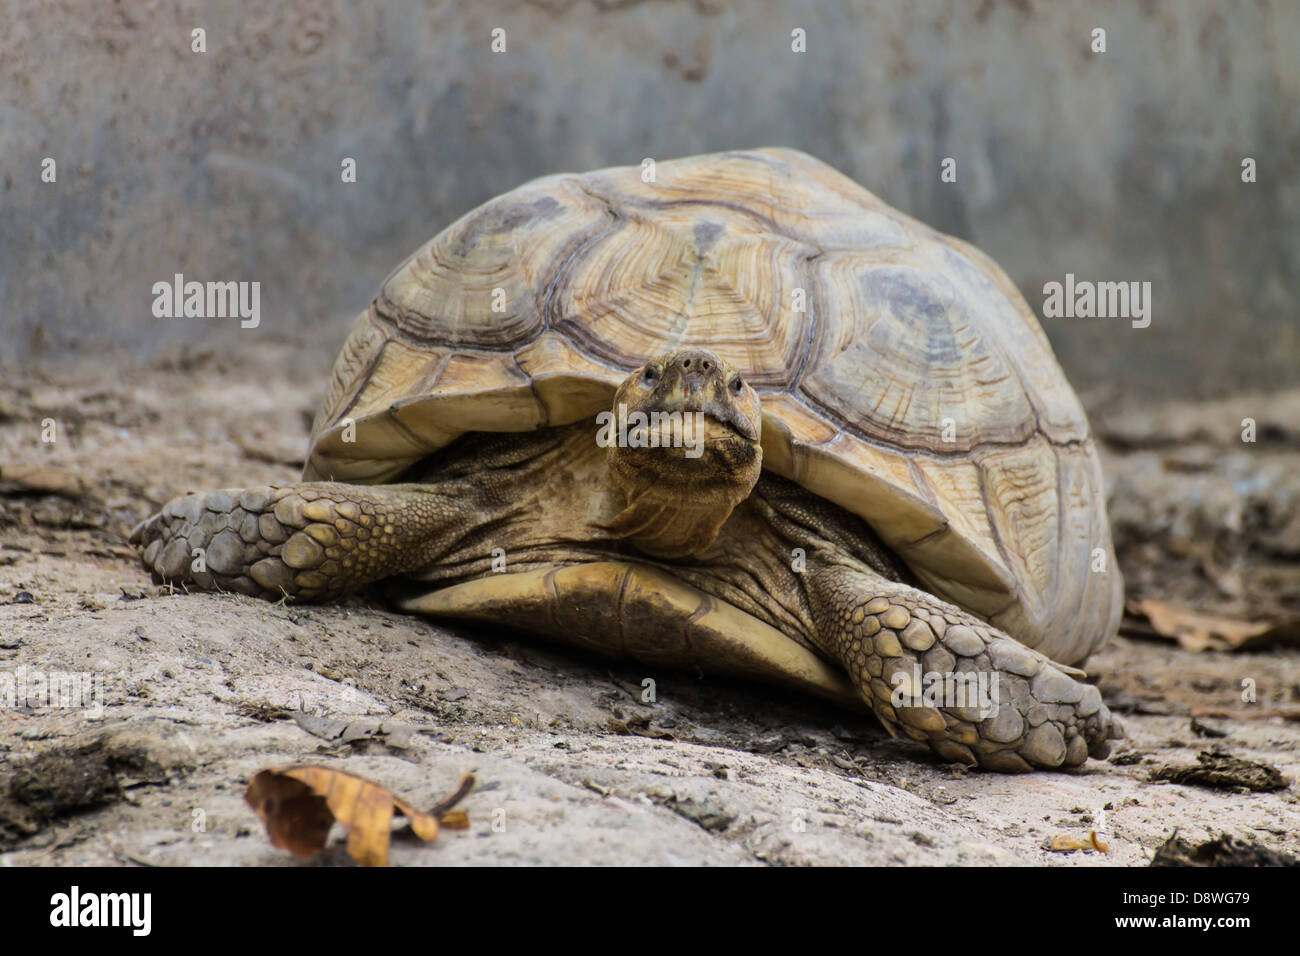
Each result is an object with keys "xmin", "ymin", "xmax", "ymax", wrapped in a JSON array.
[
  {"xmin": 131, "ymin": 482, "xmax": 448, "ymax": 601},
  {"xmin": 811, "ymin": 566, "xmax": 1123, "ymax": 771}
]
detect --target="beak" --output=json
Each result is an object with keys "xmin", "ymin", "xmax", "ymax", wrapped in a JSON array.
[{"xmin": 654, "ymin": 383, "xmax": 759, "ymax": 441}]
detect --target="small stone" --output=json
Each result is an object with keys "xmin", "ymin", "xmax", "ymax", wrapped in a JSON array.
[
  {"xmin": 1021, "ymin": 724, "xmax": 1067, "ymax": 767},
  {"xmin": 944, "ymin": 624, "xmax": 984, "ymax": 656}
]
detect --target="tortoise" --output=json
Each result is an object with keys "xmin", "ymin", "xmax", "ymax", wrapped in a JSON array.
[{"xmin": 132, "ymin": 148, "xmax": 1124, "ymax": 772}]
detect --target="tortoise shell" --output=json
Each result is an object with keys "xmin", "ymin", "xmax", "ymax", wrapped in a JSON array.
[{"xmin": 305, "ymin": 148, "xmax": 1122, "ymax": 665}]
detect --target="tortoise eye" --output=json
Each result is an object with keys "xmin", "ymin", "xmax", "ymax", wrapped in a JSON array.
[
  {"xmin": 642, "ymin": 366, "xmax": 658, "ymax": 386},
  {"xmin": 729, "ymin": 376, "xmax": 744, "ymax": 394}
]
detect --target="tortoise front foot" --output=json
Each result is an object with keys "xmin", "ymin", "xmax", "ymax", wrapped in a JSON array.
[
  {"xmin": 130, "ymin": 482, "xmax": 447, "ymax": 602},
  {"xmin": 812, "ymin": 568, "xmax": 1123, "ymax": 772}
]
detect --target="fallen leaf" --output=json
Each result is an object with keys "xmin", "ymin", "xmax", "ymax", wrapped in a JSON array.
[
  {"xmin": 1124, "ymin": 599, "xmax": 1300, "ymax": 652},
  {"xmin": 1047, "ymin": 830, "xmax": 1108, "ymax": 853},
  {"xmin": 244, "ymin": 765, "xmax": 473, "ymax": 866}
]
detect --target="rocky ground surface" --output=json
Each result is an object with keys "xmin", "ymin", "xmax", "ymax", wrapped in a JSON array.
[{"xmin": 1, "ymin": 340, "xmax": 1297, "ymax": 866}]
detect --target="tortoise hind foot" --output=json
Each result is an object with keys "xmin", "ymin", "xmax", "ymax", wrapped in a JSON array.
[
  {"xmin": 811, "ymin": 568, "xmax": 1123, "ymax": 773},
  {"xmin": 130, "ymin": 482, "xmax": 447, "ymax": 602}
]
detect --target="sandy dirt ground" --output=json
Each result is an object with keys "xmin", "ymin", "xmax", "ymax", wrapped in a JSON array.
[{"xmin": 1, "ymin": 340, "xmax": 1297, "ymax": 866}]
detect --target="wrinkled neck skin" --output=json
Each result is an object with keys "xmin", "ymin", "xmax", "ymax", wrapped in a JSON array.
[
  {"xmin": 600, "ymin": 415, "xmax": 760, "ymax": 559},
  {"xmin": 400, "ymin": 419, "xmax": 910, "ymax": 648}
]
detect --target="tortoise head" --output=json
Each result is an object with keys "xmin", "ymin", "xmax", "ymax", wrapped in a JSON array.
[{"xmin": 601, "ymin": 348, "xmax": 763, "ymax": 558}]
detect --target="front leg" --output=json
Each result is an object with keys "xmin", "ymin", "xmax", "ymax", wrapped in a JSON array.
[
  {"xmin": 130, "ymin": 482, "xmax": 453, "ymax": 602},
  {"xmin": 809, "ymin": 564, "xmax": 1122, "ymax": 772}
]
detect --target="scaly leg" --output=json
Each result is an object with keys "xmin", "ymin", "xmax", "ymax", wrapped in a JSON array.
[
  {"xmin": 809, "ymin": 564, "xmax": 1122, "ymax": 772},
  {"xmin": 130, "ymin": 483, "xmax": 453, "ymax": 601}
]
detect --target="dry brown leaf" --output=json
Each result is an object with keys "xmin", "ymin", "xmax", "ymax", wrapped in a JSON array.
[
  {"xmin": 1125, "ymin": 599, "xmax": 1300, "ymax": 652},
  {"xmin": 244, "ymin": 765, "xmax": 473, "ymax": 866},
  {"xmin": 1047, "ymin": 830, "xmax": 1109, "ymax": 853}
]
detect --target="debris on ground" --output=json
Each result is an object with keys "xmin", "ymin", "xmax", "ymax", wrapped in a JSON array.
[
  {"xmin": 2, "ymin": 344, "xmax": 1299, "ymax": 865},
  {"xmin": 1150, "ymin": 833, "xmax": 1299, "ymax": 867},
  {"xmin": 1150, "ymin": 751, "xmax": 1291, "ymax": 793},
  {"xmin": 245, "ymin": 766, "xmax": 473, "ymax": 867},
  {"xmin": 1046, "ymin": 831, "xmax": 1109, "ymax": 854},
  {"xmin": 1124, "ymin": 599, "xmax": 1300, "ymax": 653},
  {"xmin": 292, "ymin": 709, "xmax": 422, "ymax": 751}
]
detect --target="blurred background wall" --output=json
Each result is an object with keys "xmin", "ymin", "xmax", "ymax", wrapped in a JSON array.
[{"xmin": 2, "ymin": 0, "xmax": 1296, "ymax": 399}]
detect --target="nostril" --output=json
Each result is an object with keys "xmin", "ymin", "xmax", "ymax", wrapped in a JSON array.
[
  {"xmin": 701, "ymin": 360, "xmax": 711, "ymax": 371},
  {"xmin": 682, "ymin": 358, "xmax": 691, "ymax": 369}
]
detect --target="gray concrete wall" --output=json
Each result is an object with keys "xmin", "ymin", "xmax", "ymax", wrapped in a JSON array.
[{"xmin": 2, "ymin": 0, "xmax": 1296, "ymax": 398}]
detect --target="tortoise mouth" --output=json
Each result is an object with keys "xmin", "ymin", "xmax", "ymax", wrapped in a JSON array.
[
  {"xmin": 704, "ymin": 410, "xmax": 758, "ymax": 443},
  {"xmin": 647, "ymin": 396, "xmax": 759, "ymax": 443}
]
